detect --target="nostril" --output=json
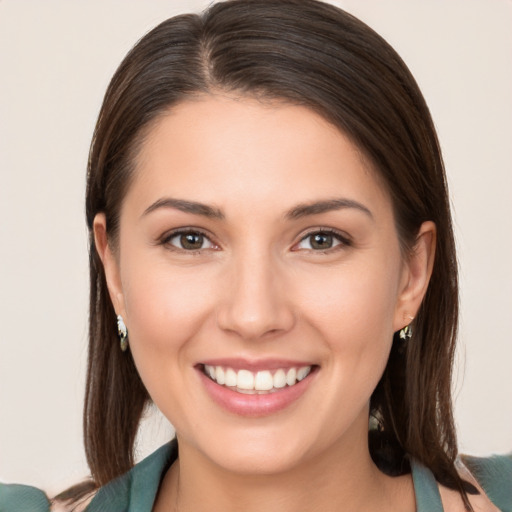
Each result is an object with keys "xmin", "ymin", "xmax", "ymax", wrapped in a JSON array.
[{"xmin": 215, "ymin": 298, "xmax": 296, "ymax": 341}]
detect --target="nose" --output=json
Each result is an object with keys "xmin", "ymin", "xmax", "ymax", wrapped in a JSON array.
[{"xmin": 216, "ymin": 250, "xmax": 296, "ymax": 340}]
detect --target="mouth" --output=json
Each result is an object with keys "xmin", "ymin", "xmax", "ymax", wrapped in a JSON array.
[
  {"xmin": 201, "ymin": 364, "xmax": 314, "ymax": 394},
  {"xmin": 196, "ymin": 359, "xmax": 319, "ymax": 416}
]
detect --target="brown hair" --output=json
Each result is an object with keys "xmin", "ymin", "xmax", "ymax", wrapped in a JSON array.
[{"xmin": 69, "ymin": 0, "xmax": 474, "ymax": 507}]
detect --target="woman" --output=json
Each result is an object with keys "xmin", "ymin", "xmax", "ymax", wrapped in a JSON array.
[{"xmin": 1, "ymin": 0, "xmax": 510, "ymax": 510}]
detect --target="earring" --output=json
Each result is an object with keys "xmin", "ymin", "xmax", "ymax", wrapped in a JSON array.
[
  {"xmin": 399, "ymin": 314, "xmax": 414, "ymax": 340},
  {"xmin": 117, "ymin": 315, "xmax": 128, "ymax": 352},
  {"xmin": 399, "ymin": 324, "xmax": 412, "ymax": 340}
]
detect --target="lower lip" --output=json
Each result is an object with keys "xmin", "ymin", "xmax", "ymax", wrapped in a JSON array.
[{"xmin": 197, "ymin": 367, "xmax": 316, "ymax": 417}]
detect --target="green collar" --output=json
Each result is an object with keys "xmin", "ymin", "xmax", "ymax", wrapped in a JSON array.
[{"xmin": 88, "ymin": 441, "xmax": 453, "ymax": 512}]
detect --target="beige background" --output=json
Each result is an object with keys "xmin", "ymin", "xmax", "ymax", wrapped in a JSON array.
[{"xmin": 0, "ymin": 0, "xmax": 511, "ymax": 494}]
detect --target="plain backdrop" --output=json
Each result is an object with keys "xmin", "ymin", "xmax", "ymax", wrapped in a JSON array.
[{"xmin": 0, "ymin": 0, "xmax": 511, "ymax": 495}]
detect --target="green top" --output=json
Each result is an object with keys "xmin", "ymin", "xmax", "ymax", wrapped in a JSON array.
[{"xmin": 1, "ymin": 441, "xmax": 510, "ymax": 511}]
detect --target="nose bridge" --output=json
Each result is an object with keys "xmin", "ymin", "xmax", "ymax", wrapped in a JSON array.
[{"xmin": 216, "ymin": 243, "xmax": 295, "ymax": 340}]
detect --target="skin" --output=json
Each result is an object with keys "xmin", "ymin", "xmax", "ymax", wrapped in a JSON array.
[{"xmin": 94, "ymin": 95, "xmax": 437, "ymax": 512}]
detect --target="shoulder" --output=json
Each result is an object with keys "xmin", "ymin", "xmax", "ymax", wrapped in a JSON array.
[
  {"xmin": 461, "ymin": 453, "xmax": 512, "ymax": 510},
  {"xmin": 51, "ymin": 495, "xmax": 94, "ymax": 512},
  {"xmin": 86, "ymin": 441, "xmax": 177, "ymax": 511},
  {"xmin": 0, "ymin": 482, "xmax": 50, "ymax": 511},
  {"xmin": 0, "ymin": 482, "xmax": 95, "ymax": 512},
  {"xmin": 439, "ymin": 453, "xmax": 512, "ymax": 512},
  {"xmin": 0, "ymin": 442, "xmax": 176, "ymax": 512}
]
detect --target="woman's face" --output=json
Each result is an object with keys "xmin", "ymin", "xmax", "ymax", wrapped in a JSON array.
[{"xmin": 96, "ymin": 95, "xmax": 433, "ymax": 475}]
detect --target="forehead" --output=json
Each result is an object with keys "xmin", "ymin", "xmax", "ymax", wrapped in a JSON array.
[{"xmin": 125, "ymin": 94, "xmax": 392, "ymax": 220}]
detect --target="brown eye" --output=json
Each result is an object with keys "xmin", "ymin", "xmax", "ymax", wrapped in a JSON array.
[
  {"xmin": 166, "ymin": 231, "xmax": 215, "ymax": 251},
  {"xmin": 180, "ymin": 233, "xmax": 204, "ymax": 250},
  {"xmin": 295, "ymin": 230, "xmax": 347, "ymax": 251},
  {"xmin": 310, "ymin": 233, "xmax": 334, "ymax": 250}
]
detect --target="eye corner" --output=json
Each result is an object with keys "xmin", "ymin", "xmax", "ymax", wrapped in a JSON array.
[
  {"xmin": 292, "ymin": 228, "xmax": 352, "ymax": 253},
  {"xmin": 159, "ymin": 228, "xmax": 220, "ymax": 253}
]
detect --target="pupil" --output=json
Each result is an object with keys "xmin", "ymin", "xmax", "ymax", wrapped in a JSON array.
[
  {"xmin": 312, "ymin": 233, "xmax": 332, "ymax": 250},
  {"xmin": 181, "ymin": 233, "xmax": 203, "ymax": 250}
]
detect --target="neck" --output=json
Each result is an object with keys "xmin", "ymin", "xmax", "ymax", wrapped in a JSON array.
[{"xmin": 155, "ymin": 422, "xmax": 414, "ymax": 512}]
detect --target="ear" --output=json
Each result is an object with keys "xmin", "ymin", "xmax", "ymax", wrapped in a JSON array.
[
  {"xmin": 393, "ymin": 221, "xmax": 436, "ymax": 332},
  {"xmin": 93, "ymin": 213, "xmax": 126, "ymax": 317}
]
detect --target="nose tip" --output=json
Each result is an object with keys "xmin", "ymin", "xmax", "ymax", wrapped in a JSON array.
[
  {"xmin": 216, "ymin": 262, "xmax": 296, "ymax": 341},
  {"xmin": 216, "ymin": 313, "xmax": 286, "ymax": 341}
]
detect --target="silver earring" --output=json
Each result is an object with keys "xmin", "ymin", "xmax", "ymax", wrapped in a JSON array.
[
  {"xmin": 399, "ymin": 324, "xmax": 412, "ymax": 340},
  {"xmin": 117, "ymin": 315, "xmax": 128, "ymax": 352}
]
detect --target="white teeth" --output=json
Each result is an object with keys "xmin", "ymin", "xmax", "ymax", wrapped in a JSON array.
[
  {"xmin": 286, "ymin": 368, "xmax": 297, "ymax": 386},
  {"xmin": 237, "ymin": 369, "xmax": 255, "ymax": 390},
  {"xmin": 297, "ymin": 366, "xmax": 311, "ymax": 381},
  {"xmin": 255, "ymin": 371, "xmax": 273, "ymax": 391},
  {"xmin": 215, "ymin": 366, "xmax": 225, "ymax": 385},
  {"xmin": 225, "ymin": 368, "xmax": 237, "ymax": 387},
  {"xmin": 273, "ymin": 369, "xmax": 287, "ymax": 388},
  {"xmin": 203, "ymin": 364, "xmax": 313, "ymax": 393}
]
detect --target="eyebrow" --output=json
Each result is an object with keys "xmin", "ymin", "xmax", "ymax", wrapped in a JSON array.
[
  {"xmin": 141, "ymin": 197, "xmax": 373, "ymax": 221},
  {"xmin": 142, "ymin": 198, "xmax": 225, "ymax": 219},
  {"xmin": 284, "ymin": 198, "xmax": 373, "ymax": 220}
]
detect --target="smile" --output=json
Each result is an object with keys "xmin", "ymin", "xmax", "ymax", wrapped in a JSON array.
[
  {"xmin": 198, "ymin": 361, "xmax": 318, "ymax": 416},
  {"xmin": 203, "ymin": 365, "xmax": 312, "ymax": 394}
]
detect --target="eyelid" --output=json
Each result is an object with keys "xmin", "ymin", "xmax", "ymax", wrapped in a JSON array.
[
  {"xmin": 292, "ymin": 227, "xmax": 352, "ymax": 251},
  {"xmin": 157, "ymin": 226, "xmax": 351, "ymax": 253},
  {"xmin": 159, "ymin": 227, "xmax": 219, "ymax": 252}
]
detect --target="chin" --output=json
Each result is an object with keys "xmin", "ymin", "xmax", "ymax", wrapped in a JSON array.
[
  {"xmin": 207, "ymin": 439, "xmax": 311, "ymax": 476},
  {"xmin": 180, "ymin": 414, "xmax": 345, "ymax": 478}
]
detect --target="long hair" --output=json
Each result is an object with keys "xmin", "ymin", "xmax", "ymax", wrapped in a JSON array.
[{"xmin": 77, "ymin": 0, "xmax": 472, "ymax": 507}]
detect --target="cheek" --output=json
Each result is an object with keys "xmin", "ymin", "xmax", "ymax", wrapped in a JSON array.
[
  {"xmin": 296, "ymin": 257, "xmax": 401, "ymax": 400},
  {"xmin": 117, "ymin": 258, "xmax": 222, "ymax": 427},
  {"xmin": 119, "ymin": 250, "xmax": 218, "ymax": 364},
  {"xmin": 297, "ymin": 259, "xmax": 400, "ymax": 346}
]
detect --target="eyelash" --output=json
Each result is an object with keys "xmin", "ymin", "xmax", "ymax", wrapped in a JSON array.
[
  {"xmin": 160, "ymin": 228, "xmax": 217, "ymax": 255},
  {"xmin": 159, "ymin": 227, "xmax": 351, "ymax": 254},
  {"xmin": 293, "ymin": 228, "xmax": 352, "ymax": 253}
]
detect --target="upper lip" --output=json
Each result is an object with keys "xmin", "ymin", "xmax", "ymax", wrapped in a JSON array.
[{"xmin": 197, "ymin": 358, "xmax": 316, "ymax": 371}]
